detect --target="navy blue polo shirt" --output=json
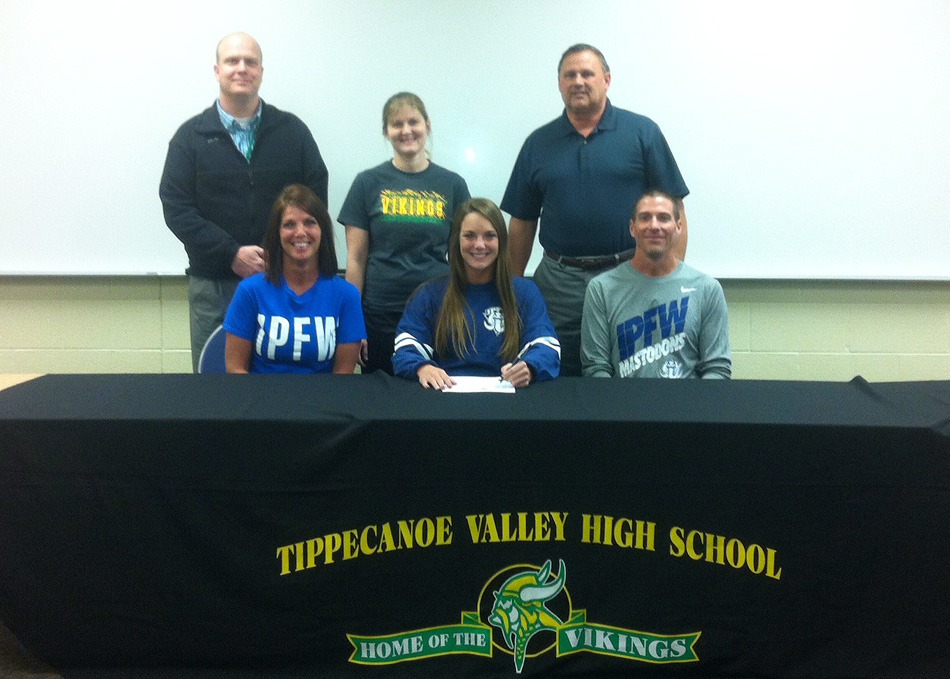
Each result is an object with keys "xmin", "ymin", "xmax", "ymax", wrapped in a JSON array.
[{"xmin": 501, "ymin": 99, "xmax": 688, "ymax": 258}]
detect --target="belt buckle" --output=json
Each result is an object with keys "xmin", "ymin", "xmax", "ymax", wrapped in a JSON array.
[{"xmin": 579, "ymin": 254, "xmax": 614, "ymax": 269}]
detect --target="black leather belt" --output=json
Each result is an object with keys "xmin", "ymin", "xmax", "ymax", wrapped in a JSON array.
[{"xmin": 543, "ymin": 248, "xmax": 635, "ymax": 270}]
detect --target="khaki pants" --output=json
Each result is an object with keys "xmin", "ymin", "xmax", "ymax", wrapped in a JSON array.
[
  {"xmin": 533, "ymin": 255, "xmax": 623, "ymax": 377},
  {"xmin": 188, "ymin": 275, "xmax": 240, "ymax": 373}
]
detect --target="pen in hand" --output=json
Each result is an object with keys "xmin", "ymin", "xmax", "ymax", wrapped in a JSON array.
[{"xmin": 500, "ymin": 359, "xmax": 530, "ymax": 388}]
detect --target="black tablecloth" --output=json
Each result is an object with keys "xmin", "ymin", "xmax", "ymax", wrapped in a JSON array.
[{"xmin": 1, "ymin": 374, "xmax": 948, "ymax": 678}]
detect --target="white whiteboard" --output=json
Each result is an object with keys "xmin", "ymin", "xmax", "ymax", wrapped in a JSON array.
[{"xmin": 1, "ymin": 0, "xmax": 948, "ymax": 278}]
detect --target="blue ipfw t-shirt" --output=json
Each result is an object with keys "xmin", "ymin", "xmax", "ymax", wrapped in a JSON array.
[{"xmin": 224, "ymin": 273, "xmax": 366, "ymax": 373}]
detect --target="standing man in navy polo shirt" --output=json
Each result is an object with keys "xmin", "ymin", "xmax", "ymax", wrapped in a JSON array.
[
  {"xmin": 160, "ymin": 32, "xmax": 329, "ymax": 371},
  {"xmin": 501, "ymin": 43, "xmax": 688, "ymax": 376}
]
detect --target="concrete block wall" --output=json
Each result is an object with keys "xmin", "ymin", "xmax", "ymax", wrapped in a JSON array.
[
  {"xmin": 723, "ymin": 280, "xmax": 950, "ymax": 381},
  {"xmin": 0, "ymin": 276, "xmax": 191, "ymax": 374},
  {"xmin": 1, "ymin": 276, "xmax": 948, "ymax": 381}
]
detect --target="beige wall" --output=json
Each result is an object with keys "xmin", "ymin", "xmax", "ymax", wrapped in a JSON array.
[{"xmin": 1, "ymin": 276, "xmax": 949, "ymax": 381}]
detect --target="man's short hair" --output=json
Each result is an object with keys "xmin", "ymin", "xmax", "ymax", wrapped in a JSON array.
[
  {"xmin": 632, "ymin": 189, "xmax": 680, "ymax": 221},
  {"xmin": 558, "ymin": 44, "xmax": 610, "ymax": 74},
  {"xmin": 215, "ymin": 32, "xmax": 262, "ymax": 64}
]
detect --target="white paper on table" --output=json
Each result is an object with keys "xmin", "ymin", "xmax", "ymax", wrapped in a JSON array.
[{"xmin": 443, "ymin": 375, "xmax": 515, "ymax": 393}]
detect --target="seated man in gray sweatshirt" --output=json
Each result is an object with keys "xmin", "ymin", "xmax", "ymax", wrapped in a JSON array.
[{"xmin": 581, "ymin": 189, "xmax": 731, "ymax": 379}]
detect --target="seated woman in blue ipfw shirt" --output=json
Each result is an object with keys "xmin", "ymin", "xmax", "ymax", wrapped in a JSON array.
[
  {"xmin": 393, "ymin": 198, "xmax": 560, "ymax": 389},
  {"xmin": 224, "ymin": 184, "xmax": 365, "ymax": 373}
]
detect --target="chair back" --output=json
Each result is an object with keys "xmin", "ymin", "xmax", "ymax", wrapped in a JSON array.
[{"xmin": 197, "ymin": 325, "xmax": 227, "ymax": 374}]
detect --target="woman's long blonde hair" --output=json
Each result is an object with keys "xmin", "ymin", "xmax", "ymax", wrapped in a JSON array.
[{"xmin": 434, "ymin": 198, "xmax": 521, "ymax": 362}]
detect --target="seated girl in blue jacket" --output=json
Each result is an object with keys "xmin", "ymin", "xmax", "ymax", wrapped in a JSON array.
[{"xmin": 393, "ymin": 198, "xmax": 560, "ymax": 389}]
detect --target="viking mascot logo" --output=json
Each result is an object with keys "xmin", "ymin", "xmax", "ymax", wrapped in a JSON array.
[{"xmin": 487, "ymin": 559, "xmax": 566, "ymax": 673}]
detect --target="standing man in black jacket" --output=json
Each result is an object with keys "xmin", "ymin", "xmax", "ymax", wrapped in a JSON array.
[{"xmin": 160, "ymin": 32, "xmax": 328, "ymax": 371}]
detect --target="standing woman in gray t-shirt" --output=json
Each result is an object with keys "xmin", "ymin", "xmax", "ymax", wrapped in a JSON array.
[{"xmin": 339, "ymin": 92, "xmax": 470, "ymax": 374}]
